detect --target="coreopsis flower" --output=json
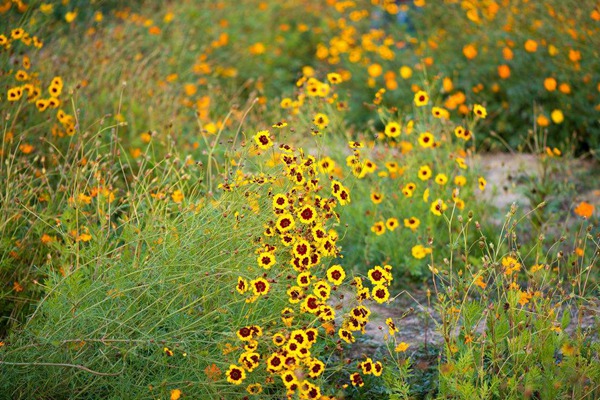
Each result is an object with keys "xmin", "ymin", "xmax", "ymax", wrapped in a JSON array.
[
  {"xmin": 414, "ymin": 90, "xmax": 429, "ymax": 107},
  {"xmin": 418, "ymin": 132, "xmax": 435, "ymax": 148},
  {"xmin": 384, "ymin": 121, "xmax": 401, "ymax": 138},
  {"xmin": 253, "ymin": 130, "xmax": 273, "ymax": 150},
  {"xmin": 404, "ymin": 217, "xmax": 420, "ymax": 231},
  {"xmin": 473, "ymin": 104, "xmax": 487, "ymax": 118},
  {"xmin": 326, "ymin": 265, "xmax": 345, "ymax": 285},
  {"xmin": 226, "ymin": 364, "xmax": 246, "ymax": 384}
]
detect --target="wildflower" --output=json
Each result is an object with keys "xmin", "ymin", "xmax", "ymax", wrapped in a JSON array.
[
  {"xmin": 561, "ymin": 342, "xmax": 577, "ymax": 357},
  {"xmin": 246, "ymin": 383, "xmax": 262, "ymax": 395},
  {"xmin": 474, "ymin": 275, "xmax": 487, "ymax": 289},
  {"xmin": 414, "ymin": 90, "xmax": 429, "ymax": 107},
  {"xmin": 272, "ymin": 193, "xmax": 289, "ymax": 210},
  {"xmin": 395, "ymin": 342, "xmax": 410, "ymax": 352},
  {"xmin": 276, "ymin": 213, "xmax": 295, "ymax": 233},
  {"xmin": 544, "ymin": 77, "xmax": 557, "ymax": 91},
  {"xmin": 551, "ymin": 109, "xmax": 564, "ymax": 124},
  {"xmin": 350, "ymin": 372, "xmax": 364, "ymax": 387},
  {"xmin": 7, "ymin": 87, "xmax": 23, "ymax": 102},
  {"xmin": 250, "ymin": 277, "xmax": 270, "ymax": 296},
  {"xmin": 257, "ymin": 252, "xmax": 276, "ymax": 269},
  {"xmin": 308, "ymin": 359, "xmax": 325, "ymax": 378},
  {"xmin": 253, "ymin": 130, "xmax": 273, "ymax": 150},
  {"xmin": 370, "ymin": 191, "xmax": 384, "ymax": 204},
  {"xmin": 318, "ymin": 157, "xmax": 335, "ymax": 174},
  {"xmin": 418, "ymin": 165, "xmax": 432, "ymax": 181},
  {"xmin": 404, "ymin": 217, "xmax": 420, "ymax": 231},
  {"xmin": 384, "ymin": 122, "xmax": 401, "ymax": 138},
  {"xmin": 327, "ymin": 72, "xmax": 342, "ymax": 84},
  {"xmin": 473, "ymin": 104, "xmax": 487, "ymax": 118},
  {"xmin": 435, "ymin": 174, "xmax": 448, "ymax": 185},
  {"xmin": 432, "ymin": 107, "xmax": 449, "ymax": 119},
  {"xmin": 574, "ymin": 201, "xmax": 594, "ymax": 218},
  {"xmin": 326, "ymin": 265, "xmax": 345, "ymax": 285},
  {"xmin": 313, "ymin": 113, "xmax": 329, "ymax": 129},
  {"xmin": 369, "ymin": 266, "xmax": 392, "ymax": 286},
  {"xmin": 339, "ymin": 328, "xmax": 355, "ymax": 343},
  {"xmin": 170, "ymin": 389, "xmax": 182, "ymax": 400},
  {"xmin": 463, "ymin": 44, "xmax": 477, "ymax": 59},
  {"xmin": 478, "ymin": 177, "xmax": 487, "ymax": 191},
  {"xmin": 293, "ymin": 239, "xmax": 310, "ymax": 258},
  {"xmin": 399, "ymin": 66, "xmax": 412, "ymax": 79},
  {"xmin": 280, "ymin": 370, "xmax": 298, "ymax": 388},
  {"xmin": 418, "ymin": 132, "xmax": 434, "ymax": 148},
  {"xmin": 226, "ymin": 364, "xmax": 246, "ymax": 385},
  {"xmin": 371, "ymin": 221, "xmax": 386, "ymax": 236},
  {"xmin": 297, "ymin": 205, "xmax": 316, "ymax": 224},
  {"xmin": 524, "ymin": 39, "xmax": 538, "ymax": 52},
  {"xmin": 386, "ymin": 218, "xmax": 399, "ymax": 231},
  {"xmin": 412, "ymin": 244, "xmax": 432, "ymax": 259},
  {"xmin": 171, "ymin": 190, "xmax": 184, "ymax": 203},
  {"xmin": 371, "ymin": 285, "xmax": 390, "ymax": 303},
  {"xmin": 498, "ymin": 64, "xmax": 511, "ymax": 79},
  {"xmin": 272, "ymin": 121, "xmax": 287, "ymax": 128},
  {"xmin": 236, "ymin": 277, "xmax": 248, "ymax": 294},
  {"xmin": 531, "ymin": 264, "xmax": 545, "ymax": 273}
]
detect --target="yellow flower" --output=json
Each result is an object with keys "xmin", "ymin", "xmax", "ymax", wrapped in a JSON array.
[
  {"xmin": 551, "ymin": 109, "xmax": 564, "ymax": 124},
  {"xmin": 418, "ymin": 165, "xmax": 432, "ymax": 181},
  {"xmin": 395, "ymin": 342, "xmax": 410, "ymax": 352},
  {"xmin": 371, "ymin": 221, "xmax": 386, "ymax": 236},
  {"xmin": 253, "ymin": 130, "xmax": 273, "ymax": 150},
  {"xmin": 65, "ymin": 10, "xmax": 78, "ymax": 23},
  {"xmin": 478, "ymin": 177, "xmax": 486, "ymax": 191},
  {"xmin": 399, "ymin": 66, "xmax": 412, "ymax": 79},
  {"xmin": 473, "ymin": 104, "xmax": 487, "ymax": 118},
  {"xmin": 313, "ymin": 113, "xmax": 329, "ymax": 129},
  {"xmin": 414, "ymin": 90, "xmax": 429, "ymax": 107},
  {"xmin": 430, "ymin": 198, "xmax": 448, "ymax": 216},
  {"xmin": 384, "ymin": 121, "xmax": 401, "ymax": 138},
  {"xmin": 171, "ymin": 190, "xmax": 184, "ymax": 203}
]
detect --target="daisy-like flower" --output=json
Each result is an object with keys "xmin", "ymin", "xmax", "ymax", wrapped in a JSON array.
[
  {"xmin": 372, "ymin": 285, "xmax": 390, "ymax": 303},
  {"xmin": 339, "ymin": 328, "xmax": 355, "ymax": 344},
  {"xmin": 370, "ymin": 191, "xmax": 384, "ymax": 204},
  {"xmin": 257, "ymin": 252, "xmax": 276, "ymax": 269},
  {"xmin": 272, "ymin": 193, "xmax": 289, "ymax": 210},
  {"xmin": 250, "ymin": 277, "xmax": 270, "ymax": 296},
  {"xmin": 253, "ymin": 130, "xmax": 273, "ymax": 149},
  {"xmin": 414, "ymin": 90, "xmax": 429, "ymax": 107},
  {"xmin": 350, "ymin": 372, "xmax": 364, "ymax": 387},
  {"xmin": 276, "ymin": 213, "xmax": 295, "ymax": 233},
  {"xmin": 371, "ymin": 221, "xmax": 386, "ymax": 235},
  {"xmin": 418, "ymin": 132, "xmax": 434, "ymax": 148},
  {"xmin": 473, "ymin": 104, "xmax": 487, "ymax": 119},
  {"xmin": 236, "ymin": 277, "xmax": 248, "ymax": 294},
  {"xmin": 478, "ymin": 176, "xmax": 487, "ymax": 191},
  {"xmin": 297, "ymin": 204, "xmax": 316, "ymax": 224},
  {"xmin": 404, "ymin": 217, "xmax": 420, "ymax": 231},
  {"xmin": 386, "ymin": 217, "xmax": 399, "ymax": 231},
  {"xmin": 226, "ymin": 364, "xmax": 246, "ymax": 385},
  {"xmin": 418, "ymin": 165, "xmax": 432, "ymax": 181},
  {"xmin": 326, "ymin": 264, "xmax": 345, "ymax": 285},
  {"xmin": 384, "ymin": 121, "xmax": 401, "ymax": 138},
  {"xmin": 313, "ymin": 113, "xmax": 329, "ymax": 129}
]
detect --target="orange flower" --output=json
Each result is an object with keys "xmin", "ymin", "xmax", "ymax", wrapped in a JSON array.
[
  {"xmin": 524, "ymin": 39, "xmax": 538, "ymax": 52},
  {"xmin": 498, "ymin": 64, "xmax": 510, "ymax": 79},
  {"xmin": 463, "ymin": 44, "xmax": 477, "ymax": 60},
  {"xmin": 574, "ymin": 201, "xmax": 594, "ymax": 219}
]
